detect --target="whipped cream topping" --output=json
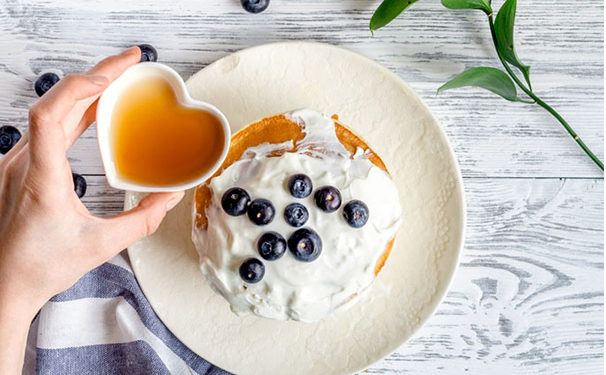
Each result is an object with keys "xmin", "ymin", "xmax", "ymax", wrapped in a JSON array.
[{"xmin": 192, "ymin": 109, "xmax": 402, "ymax": 322}]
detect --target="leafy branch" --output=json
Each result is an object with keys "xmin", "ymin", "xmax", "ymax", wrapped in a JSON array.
[{"xmin": 370, "ymin": 0, "xmax": 604, "ymax": 171}]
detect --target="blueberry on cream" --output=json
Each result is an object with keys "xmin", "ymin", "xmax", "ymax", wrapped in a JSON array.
[
  {"xmin": 287, "ymin": 174, "xmax": 313, "ymax": 198},
  {"xmin": 314, "ymin": 186, "xmax": 342, "ymax": 213},
  {"xmin": 239, "ymin": 258, "xmax": 265, "ymax": 283},
  {"xmin": 287, "ymin": 228, "xmax": 322, "ymax": 262},
  {"xmin": 343, "ymin": 200, "xmax": 369, "ymax": 228},
  {"xmin": 257, "ymin": 232, "xmax": 287, "ymax": 261},
  {"xmin": 221, "ymin": 187, "xmax": 251, "ymax": 216},
  {"xmin": 284, "ymin": 203, "xmax": 309, "ymax": 227},
  {"xmin": 247, "ymin": 198, "xmax": 275, "ymax": 226}
]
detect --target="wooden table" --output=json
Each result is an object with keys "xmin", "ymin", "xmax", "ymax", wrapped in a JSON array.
[{"xmin": 1, "ymin": 0, "xmax": 603, "ymax": 373}]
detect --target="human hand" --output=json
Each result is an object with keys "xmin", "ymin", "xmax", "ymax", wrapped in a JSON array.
[{"xmin": 0, "ymin": 48, "xmax": 184, "ymax": 356}]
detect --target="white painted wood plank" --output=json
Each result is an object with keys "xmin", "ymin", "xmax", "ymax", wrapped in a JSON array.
[
  {"xmin": 80, "ymin": 176, "xmax": 604, "ymax": 374},
  {"xmin": 0, "ymin": 0, "xmax": 603, "ymax": 177},
  {"xmin": 369, "ymin": 178, "xmax": 604, "ymax": 375},
  {"xmin": 0, "ymin": 0, "xmax": 602, "ymax": 373}
]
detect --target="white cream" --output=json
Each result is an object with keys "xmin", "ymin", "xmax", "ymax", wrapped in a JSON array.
[{"xmin": 192, "ymin": 109, "xmax": 402, "ymax": 322}]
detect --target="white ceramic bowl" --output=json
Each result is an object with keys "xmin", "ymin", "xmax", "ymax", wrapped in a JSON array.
[{"xmin": 96, "ymin": 62, "xmax": 231, "ymax": 192}]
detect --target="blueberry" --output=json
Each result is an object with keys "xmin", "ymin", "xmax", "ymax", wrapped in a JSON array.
[
  {"xmin": 288, "ymin": 228, "xmax": 322, "ymax": 262},
  {"xmin": 241, "ymin": 0, "xmax": 270, "ymax": 13},
  {"xmin": 284, "ymin": 203, "xmax": 309, "ymax": 227},
  {"xmin": 314, "ymin": 186, "xmax": 342, "ymax": 213},
  {"xmin": 221, "ymin": 187, "xmax": 251, "ymax": 216},
  {"xmin": 34, "ymin": 72, "xmax": 60, "ymax": 97},
  {"xmin": 239, "ymin": 258, "xmax": 265, "ymax": 283},
  {"xmin": 72, "ymin": 173, "xmax": 87, "ymax": 199},
  {"xmin": 247, "ymin": 198, "xmax": 275, "ymax": 225},
  {"xmin": 288, "ymin": 174, "xmax": 313, "ymax": 198},
  {"xmin": 0, "ymin": 126, "xmax": 21, "ymax": 155},
  {"xmin": 138, "ymin": 44, "xmax": 158, "ymax": 62},
  {"xmin": 343, "ymin": 200, "xmax": 369, "ymax": 228},
  {"xmin": 257, "ymin": 232, "xmax": 286, "ymax": 261}
]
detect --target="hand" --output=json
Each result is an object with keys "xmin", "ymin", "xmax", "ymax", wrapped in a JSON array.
[{"xmin": 0, "ymin": 47, "xmax": 184, "ymax": 373}]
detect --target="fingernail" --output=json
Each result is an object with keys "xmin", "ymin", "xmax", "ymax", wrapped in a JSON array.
[
  {"xmin": 166, "ymin": 191, "xmax": 185, "ymax": 211},
  {"xmin": 86, "ymin": 74, "xmax": 109, "ymax": 85},
  {"xmin": 121, "ymin": 46, "xmax": 140, "ymax": 56}
]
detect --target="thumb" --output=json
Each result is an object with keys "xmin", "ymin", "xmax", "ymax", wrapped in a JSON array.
[{"xmin": 96, "ymin": 191, "xmax": 184, "ymax": 260}]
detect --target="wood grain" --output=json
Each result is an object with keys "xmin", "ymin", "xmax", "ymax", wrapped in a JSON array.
[
  {"xmin": 0, "ymin": 0, "xmax": 603, "ymax": 177},
  {"xmin": 81, "ymin": 176, "xmax": 604, "ymax": 374},
  {"xmin": 0, "ymin": 0, "xmax": 603, "ymax": 374}
]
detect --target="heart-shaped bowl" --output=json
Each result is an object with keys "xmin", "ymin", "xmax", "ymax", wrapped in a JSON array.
[{"xmin": 96, "ymin": 62, "xmax": 231, "ymax": 192}]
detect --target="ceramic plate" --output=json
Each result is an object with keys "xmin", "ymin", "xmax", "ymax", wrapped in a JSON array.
[{"xmin": 127, "ymin": 42, "xmax": 466, "ymax": 375}]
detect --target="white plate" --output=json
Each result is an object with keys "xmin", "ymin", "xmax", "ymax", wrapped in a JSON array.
[{"xmin": 127, "ymin": 42, "xmax": 466, "ymax": 375}]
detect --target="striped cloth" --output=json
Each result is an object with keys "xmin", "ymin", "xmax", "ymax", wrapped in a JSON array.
[{"xmin": 23, "ymin": 253, "xmax": 232, "ymax": 375}]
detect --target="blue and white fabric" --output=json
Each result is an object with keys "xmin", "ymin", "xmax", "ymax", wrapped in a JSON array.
[{"xmin": 23, "ymin": 253, "xmax": 231, "ymax": 375}]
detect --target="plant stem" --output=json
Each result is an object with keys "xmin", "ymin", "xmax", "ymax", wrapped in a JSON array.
[{"xmin": 488, "ymin": 15, "xmax": 604, "ymax": 171}]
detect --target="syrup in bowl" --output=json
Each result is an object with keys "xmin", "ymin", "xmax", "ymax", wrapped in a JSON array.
[{"xmin": 110, "ymin": 76, "xmax": 226, "ymax": 187}]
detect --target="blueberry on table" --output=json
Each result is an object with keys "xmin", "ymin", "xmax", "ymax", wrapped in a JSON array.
[
  {"xmin": 314, "ymin": 186, "xmax": 342, "ymax": 213},
  {"xmin": 257, "ymin": 231, "xmax": 287, "ymax": 261},
  {"xmin": 138, "ymin": 44, "xmax": 158, "ymax": 62},
  {"xmin": 288, "ymin": 228, "xmax": 322, "ymax": 262},
  {"xmin": 0, "ymin": 126, "xmax": 21, "ymax": 155},
  {"xmin": 343, "ymin": 200, "xmax": 369, "ymax": 228},
  {"xmin": 288, "ymin": 174, "xmax": 313, "ymax": 198},
  {"xmin": 247, "ymin": 198, "xmax": 275, "ymax": 226},
  {"xmin": 72, "ymin": 173, "xmax": 87, "ymax": 199},
  {"xmin": 241, "ymin": 0, "xmax": 270, "ymax": 13},
  {"xmin": 239, "ymin": 258, "xmax": 265, "ymax": 283},
  {"xmin": 34, "ymin": 72, "xmax": 60, "ymax": 97},
  {"xmin": 284, "ymin": 203, "xmax": 309, "ymax": 227},
  {"xmin": 221, "ymin": 187, "xmax": 251, "ymax": 216}
]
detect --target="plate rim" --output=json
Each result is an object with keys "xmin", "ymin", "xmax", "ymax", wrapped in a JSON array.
[{"xmin": 127, "ymin": 41, "xmax": 467, "ymax": 375}]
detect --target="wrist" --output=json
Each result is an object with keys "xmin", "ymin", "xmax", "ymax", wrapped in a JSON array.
[
  {"xmin": 0, "ymin": 286, "xmax": 37, "ymax": 375},
  {"xmin": 0, "ymin": 280, "xmax": 45, "ymax": 325}
]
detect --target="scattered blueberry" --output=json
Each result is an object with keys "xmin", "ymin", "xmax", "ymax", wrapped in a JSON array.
[
  {"xmin": 138, "ymin": 44, "xmax": 158, "ymax": 62},
  {"xmin": 343, "ymin": 200, "xmax": 369, "ymax": 228},
  {"xmin": 239, "ymin": 258, "xmax": 265, "ymax": 283},
  {"xmin": 247, "ymin": 198, "xmax": 275, "ymax": 225},
  {"xmin": 34, "ymin": 72, "xmax": 60, "ymax": 97},
  {"xmin": 221, "ymin": 187, "xmax": 251, "ymax": 216},
  {"xmin": 314, "ymin": 186, "xmax": 342, "ymax": 213},
  {"xmin": 288, "ymin": 228, "xmax": 322, "ymax": 262},
  {"xmin": 72, "ymin": 173, "xmax": 87, "ymax": 199},
  {"xmin": 0, "ymin": 126, "xmax": 21, "ymax": 155},
  {"xmin": 284, "ymin": 203, "xmax": 309, "ymax": 227},
  {"xmin": 241, "ymin": 0, "xmax": 270, "ymax": 13},
  {"xmin": 288, "ymin": 174, "xmax": 313, "ymax": 198},
  {"xmin": 257, "ymin": 232, "xmax": 287, "ymax": 261}
]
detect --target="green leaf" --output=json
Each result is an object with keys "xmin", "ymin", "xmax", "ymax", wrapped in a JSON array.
[
  {"xmin": 370, "ymin": 0, "xmax": 421, "ymax": 32},
  {"xmin": 494, "ymin": 0, "xmax": 531, "ymax": 89},
  {"xmin": 437, "ymin": 67, "xmax": 520, "ymax": 101},
  {"xmin": 441, "ymin": 0, "xmax": 492, "ymax": 14}
]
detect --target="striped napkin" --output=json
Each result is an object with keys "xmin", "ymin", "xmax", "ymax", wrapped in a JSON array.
[{"xmin": 23, "ymin": 253, "xmax": 231, "ymax": 375}]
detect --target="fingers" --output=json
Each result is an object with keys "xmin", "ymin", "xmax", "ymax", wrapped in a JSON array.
[
  {"xmin": 28, "ymin": 74, "xmax": 110, "ymax": 169},
  {"xmin": 93, "ymin": 191, "xmax": 184, "ymax": 261},
  {"xmin": 86, "ymin": 47, "xmax": 141, "ymax": 82},
  {"xmin": 29, "ymin": 47, "xmax": 142, "ymax": 158},
  {"xmin": 30, "ymin": 74, "xmax": 110, "ymax": 131},
  {"xmin": 63, "ymin": 47, "xmax": 142, "ymax": 148},
  {"xmin": 67, "ymin": 99, "xmax": 99, "ymax": 146}
]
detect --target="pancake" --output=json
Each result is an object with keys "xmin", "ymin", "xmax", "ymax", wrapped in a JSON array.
[{"xmin": 194, "ymin": 113, "xmax": 394, "ymax": 276}]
